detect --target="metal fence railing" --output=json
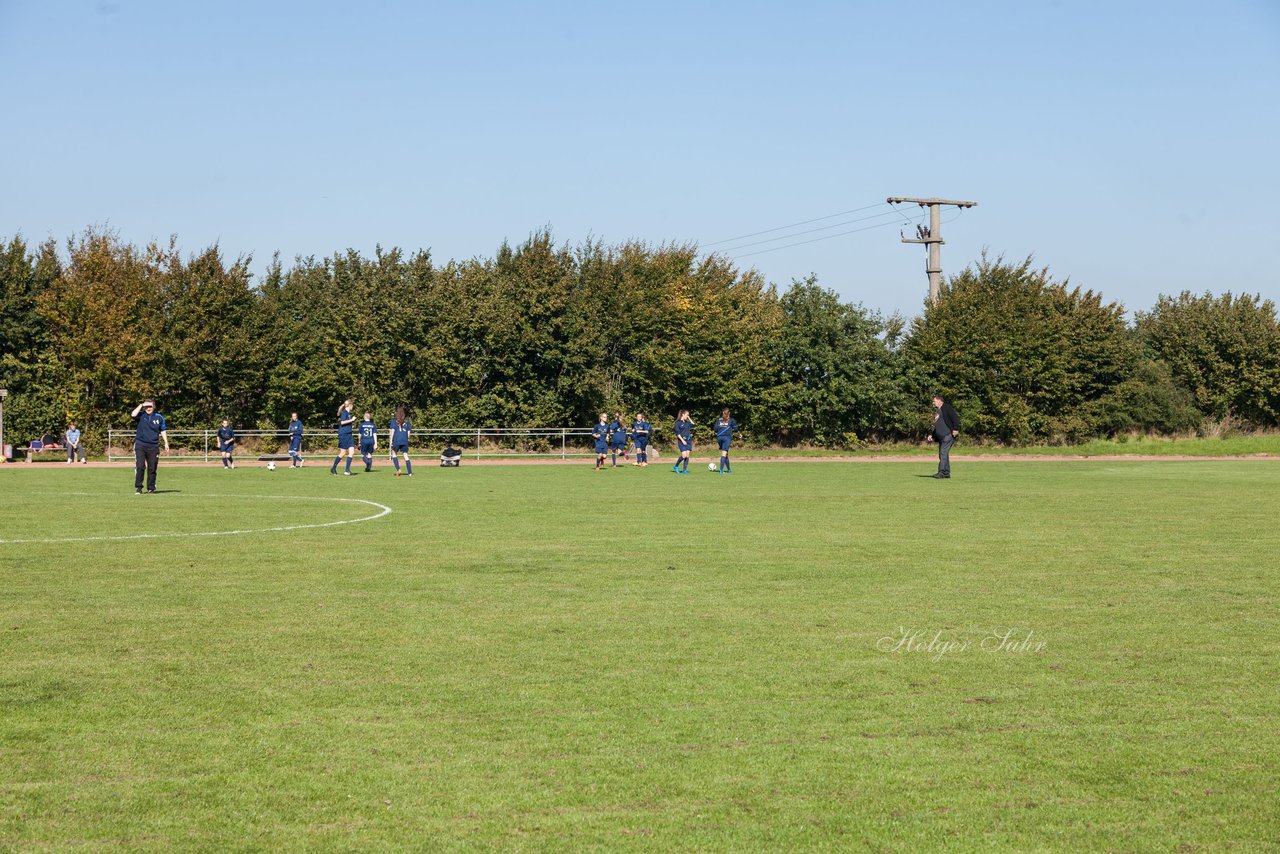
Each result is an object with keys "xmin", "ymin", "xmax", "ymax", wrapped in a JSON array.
[{"xmin": 105, "ymin": 427, "xmax": 642, "ymax": 462}]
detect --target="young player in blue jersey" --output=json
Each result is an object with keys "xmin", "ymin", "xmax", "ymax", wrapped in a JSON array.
[
  {"xmin": 592, "ymin": 413, "xmax": 609, "ymax": 471},
  {"xmin": 358, "ymin": 411, "xmax": 378, "ymax": 472},
  {"xmin": 713, "ymin": 407, "xmax": 738, "ymax": 473},
  {"xmin": 672, "ymin": 409, "xmax": 693, "ymax": 474},
  {"xmin": 331, "ymin": 399, "xmax": 357, "ymax": 475},
  {"xmin": 287, "ymin": 412, "xmax": 304, "ymax": 467},
  {"xmin": 389, "ymin": 406, "xmax": 413, "ymax": 476},
  {"xmin": 217, "ymin": 419, "xmax": 236, "ymax": 469},
  {"xmin": 630, "ymin": 412, "xmax": 651, "ymax": 466},
  {"xmin": 607, "ymin": 412, "xmax": 626, "ymax": 468}
]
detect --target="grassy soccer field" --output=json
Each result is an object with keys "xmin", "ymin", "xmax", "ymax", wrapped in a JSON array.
[{"xmin": 1, "ymin": 460, "xmax": 1277, "ymax": 850}]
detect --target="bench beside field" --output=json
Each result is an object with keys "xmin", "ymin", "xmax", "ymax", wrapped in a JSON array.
[{"xmin": 17, "ymin": 446, "xmax": 71, "ymax": 463}]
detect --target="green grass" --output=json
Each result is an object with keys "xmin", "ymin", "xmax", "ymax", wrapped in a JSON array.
[
  {"xmin": 951, "ymin": 432, "xmax": 1280, "ymax": 456},
  {"xmin": 728, "ymin": 432, "xmax": 1280, "ymax": 458},
  {"xmin": 2, "ymin": 460, "xmax": 1278, "ymax": 850}
]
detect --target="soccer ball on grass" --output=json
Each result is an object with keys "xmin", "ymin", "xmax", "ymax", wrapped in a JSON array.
[
  {"xmin": 266, "ymin": 462, "xmax": 277, "ymax": 471},
  {"xmin": 708, "ymin": 463, "xmax": 718, "ymax": 471}
]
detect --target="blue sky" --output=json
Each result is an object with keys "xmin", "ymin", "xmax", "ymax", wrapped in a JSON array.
[{"xmin": 2, "ymin": 0, "xmax": 1277, "ymax": 318}]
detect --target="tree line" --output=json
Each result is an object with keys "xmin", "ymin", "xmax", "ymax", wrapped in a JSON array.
[{"xmin": 2, "ymin": 228, "xmax": 1278, "ymax": 451}]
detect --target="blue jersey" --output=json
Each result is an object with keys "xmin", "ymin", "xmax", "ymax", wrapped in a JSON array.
[
  {"xmin": 337, "ymin": 410, "xmax": 356, "ymax": 440},
  {"xmin": 288, "ymin": 419, "xmax": 303, "ymax": 449},
  {"xmin": 631, "ymin": 420, "xmax": 651, "ymax": 445},
  {"xmin": 607, "ymin": 420, "xmax": 626, "ymax": 446},
  {"xmin": 674, "ymin": 418, "xmax": 693, "ymax": 446},
  {"xmin": 714, "ymin": 418, "xmax": 737, "ymax": 447},
  {"xmin": 135, "ymin": 411, "xmax": 166, "ymax": 446},
  {"xmin": 390, "ymin": 419, "xmax": 411, "ymax": 447},
  {"xmin": 359, "ymin": 420, "xmax": 377, "ymax": 443},
  {"xmin": 217, "ymin": 426, "xmax": 235, "ymax": 444}
]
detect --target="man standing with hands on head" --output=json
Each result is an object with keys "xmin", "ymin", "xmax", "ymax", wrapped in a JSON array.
[
  {"xmin": 928, "ymin": 394, "xmax": 960, "ymax": 479},
  {"xmin": 131, "ymin": 399, "xmax": 169, "ymax": 494}
]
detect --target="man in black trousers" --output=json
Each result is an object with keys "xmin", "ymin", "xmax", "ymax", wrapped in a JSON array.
[
  {"xmin": 928, "ymin": 394, "xmax": 960, "ymax": 479},
  {"xmin": 130, "ymin": 398, "xmax": 170, "ymax": 494}
]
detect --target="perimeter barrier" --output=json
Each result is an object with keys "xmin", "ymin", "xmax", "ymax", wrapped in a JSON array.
[{"xmin": 105, "ymin": 427, "xmax": 658, "ymax": 462}]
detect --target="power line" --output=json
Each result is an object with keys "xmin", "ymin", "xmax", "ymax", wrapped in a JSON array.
[
  {"xmin": 725, "ymin": 217, "xmax": 905, "ymax": 259},
  {"xmin": 888, "ymin": 204, "xmax": 925, "ymax": 226},
  {"xmin": 702, "ymin": 201, "xmax": 889, "ymax": 247},
  {"xmin": 714, "ymin": 208, "xmax": 908, "ymax": 253},
  {"xmin": 725, "ymin": 207, "xmax": 957, "ymax": 261},
  {"xmin": 887, "ymin": 196, "xmax": 978, "ymax": 303}
]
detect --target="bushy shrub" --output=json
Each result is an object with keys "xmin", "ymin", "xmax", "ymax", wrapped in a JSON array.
[{"xmin": 905, "ymin": 254, "xmax": 1136, "ymax": 443}]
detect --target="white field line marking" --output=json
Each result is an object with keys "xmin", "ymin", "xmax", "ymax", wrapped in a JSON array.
[{"xmin": 0, "ymin": 494, "xmax": 393, "ymax": 544}]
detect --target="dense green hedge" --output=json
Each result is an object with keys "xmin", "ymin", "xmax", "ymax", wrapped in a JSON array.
[{"xmin": 2, "ymin": 230, "xmax": 1277, "ymax": 451}]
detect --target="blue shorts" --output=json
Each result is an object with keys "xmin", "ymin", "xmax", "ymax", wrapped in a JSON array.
[
  {"xmin": 360, "ymin": 441, "xmax": 375, "ymax": 454},
  {"xmin": 220, "ymin": 442, "xmax": 234, "ymax": 453},
  {"xmin": 393, "ymin": 442, "xmax": 409, "ymax": 454},
  {"xmin": 677, "ymin": 439, "xmax": 691, "ymax": 452},
  {"xmin": 338, "ymin": 434, "xmax": 354, "ymax": 449},
  {"xmin": 718, "ymin": 439, "xmax": 731, "ymax": 452},
  {"xmin": 609, "ymin": 443, "xmax": 625, "ymax": 452},
  {"xmin": 635, "ymin": 438, "xmax": 648, "ymax": 449},
  {"xmin": 289, "ymin": 442, "xmax": 301, "ymax": 453},
  {"xmin": 594, "ymin": 441, "xmax": 608, "ymax": 454}
]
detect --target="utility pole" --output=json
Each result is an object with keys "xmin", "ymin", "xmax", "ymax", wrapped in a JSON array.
[{"xmin": 887, "ymin": 197, "xmax": 977, "ymax": 304}]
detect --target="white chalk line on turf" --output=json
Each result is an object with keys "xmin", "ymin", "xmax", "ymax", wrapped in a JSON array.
[{"xmin": 0, "ymin": 494, "xmax": 393, "ymax": 544}]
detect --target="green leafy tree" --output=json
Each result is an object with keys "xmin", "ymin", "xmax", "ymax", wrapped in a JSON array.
[
  {"xmin": 1089, "ymin": 355, "xmax": 1202, "ymax": 435},
  {"xmin": 10, "ymin": 225, "xmax": 1245, "ymax": 450},
  {"xmin": 37, "ymin": 228, "xmax": 160, "ymax": 448},
  {"xmin": 0, "ymin": 235, "xmax": 61, "ymax": 448},
  {"xmin": 637, "ymin": 252, "xmax": 780, "ymax": 442},
  {"xmin": 763, "ymin": 277, "xmax": 908, "ymax": 445},
  {"xmin": 150, "ymin": 240, "xmax": 266, "ymax": 429},
  {"xmin": 1136, "ymin": 291, "xmax": 1280, "ymax": 426},
  {"xmin": 905, "ymin": 254, "xmax": 1138, "ymax": 442},
  {"xmin": 257, "ymin": 253, "xmax": 338, "ymax": 426},
  {"xmin": 462, "ymin": 232, "xmax": 578, "ymax": 426},
  {"xmin": 398, "ymin": 255, "xmax": 484, "ymax": 429}
]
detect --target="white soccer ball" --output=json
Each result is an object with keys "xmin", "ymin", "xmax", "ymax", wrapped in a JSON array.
[
  {"xmin": 708, "ymin": 463, "xmax": 718, "ymax": 471},
  {"xmin": 266, "ymin": 462, "xmax": 277, "ymax": 471}
]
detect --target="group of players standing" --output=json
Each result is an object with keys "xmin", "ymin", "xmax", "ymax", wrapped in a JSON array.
[
  {"xmin": 212, "ymin": 399, "xmax": 415, "ymax": 476},
  {"xmin": 139, "ymin": 394, "xmax": 961, "ymax": 494},
  {"xmin": 327, "ymin": 399, "xmax": 415, "ymax": 476},
  {"xmin": 593, "ymin": 408, "xmax": 738, "ymax": 474},
  {"xmin": 201, "ymin": 402, "xmax": 742, "ymax": 483}
]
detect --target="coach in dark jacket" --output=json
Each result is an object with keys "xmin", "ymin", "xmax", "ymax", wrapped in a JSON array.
[
  {"xmin": 130, "ymin": 398, "xmax": 169, "ymax": 494},
  {"xmin": 928, "ymin": 394, "xmax": 960, "ymax": 479}
]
